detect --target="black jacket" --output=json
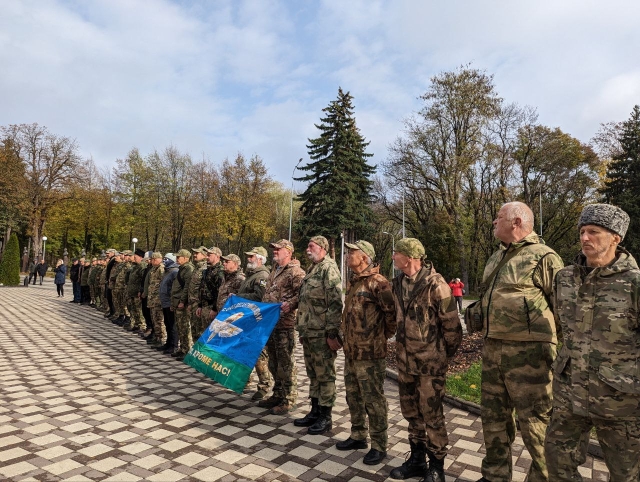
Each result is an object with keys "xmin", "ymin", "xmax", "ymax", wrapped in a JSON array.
[{"xmin": 70, "ymin": 263, "xmax": 80, "ymax": 282}]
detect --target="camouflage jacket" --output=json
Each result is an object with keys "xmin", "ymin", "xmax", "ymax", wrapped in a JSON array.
[
  {"xmin": 147, "ymin": 264, "xmax": 164, "ymax": 308},
  {"xmin": 142, "ymin": 264, "xmax": 152, "ymax": 298},
  {"xmin": 392, "ymin": 264, "xmax": 462, "ymax": 377},
  {"xmin": 297, "ymin": 256, "xmax": 343, "ymax": 338},
  {"xmin": 114, "ymin": 261, "xmax": 131, "ymax": 292},
  {"xmin": 108, "ymin": 260, "xmax": 121, "ymax": 289},
  {"xmin": 216, "ymin": 269, "xmax": 246, "ymax": 311},
  {"xmin": 91, "ymin": 266, "xmax": 103, "ymax": 287},
  {"xmin": 342, "ymin": 265, "xmax": 396, "ymax": 360},
  {"xmin": 553, "ymin": 248, "xmax": 640, "ymax": 418},
  {"xmin": 237, "ymin": 265, "xmax": 270, "ymax": 302},
  {"xmin": 80, "ymin": 265, "xmax": 91, "ymax": 286},
  {"xmin": 126, "ymin": 262, "xmax": 145, "ymax": 298},
  {"xmin": 263, "ymin": 259, "xmax": 305, "ymax": 330},
  {"xmin": 481, "ymin": 232, "xmax": 564, "ymax": 343},
  {"xmin": 187, "ymin": 259, "xmax": 208, "ymax": 306},
  {"xmin": 171, "ymin": 262, "xmax": 194, "ymax": 309},
  {"xmin": 88, "ymin": 266, "xmax": 99, "ymax": 285},
  {"xmin": 99, "ymin": 265, "xmax": 108, "ymax": 286},
  {"xmin": 199, "ymin": 262, "xmax": 224, "ymax": 308}
]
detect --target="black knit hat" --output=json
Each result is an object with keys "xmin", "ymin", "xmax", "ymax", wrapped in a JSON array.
[
  {"xmin": 578, "ymin": 203, "xmax": 630, "ymax": 240},
  {"xmin": 134, "ymin": 248, "xmax": 146, "ymax": 258}
]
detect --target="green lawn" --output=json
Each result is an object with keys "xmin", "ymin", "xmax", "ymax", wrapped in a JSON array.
[{"xmin": 446, "ymin": 361, "xmax": 482, "ymax": 404}]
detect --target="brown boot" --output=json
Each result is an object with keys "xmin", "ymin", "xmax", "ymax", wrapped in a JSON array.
[
  {"xmin": 270, "ymin": 401, "xmax": 295, "ymax": 415},
  {"xmin": 258, "ymin": 396, "xmax": 282, "ymax": 408}
]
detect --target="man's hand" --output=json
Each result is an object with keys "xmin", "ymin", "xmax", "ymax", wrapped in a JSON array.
[
  {"xmin": 281, "ymin": 301, "xmax": 291, "ymax": 314},
  {"xmin": 178, "ymin": 302, "xmax": 185, "ymax": 310},
  {"xmin": 209, "ymin": 310, "xmax": 217, "ymax": 320},
  {"xmin": 327, "ymin": 336, "xmax": 342, "ymax": 352}
]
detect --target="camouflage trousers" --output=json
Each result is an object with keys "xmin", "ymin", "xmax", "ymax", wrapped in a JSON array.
[
  {"xmin": 113, "ymin": 290, "xmax": 130, "ymax": 317},
  {"xmin": 175, "ymin": 308, "xmax": 193, "ymax": 354},
  {"xmin": 89, "ymin": 285, "xmax": 96, "ymax": 303},
  {"xmin": 301, "ymin": 336, "xmax": 336, "ymax": 407},
  {"xmin": 344, "ymin": 357, "xmax": 388, "ymax": 452},
  {"xmin": 545, "ymin": 377, "xmax": 640, "ymax": 482},
  {"xmin": 200, "ymin": 306, "xmax": 216, "ymax": 337},
  {"xmin": 254, "ymin": 348, "xmax": 272, "ymax": 392},
  {"xmin": 190, "ymin": 305, "xmax": 204, "ymax": 342},
  {"xmin": 126, "ymin": 296, "xmax": 145, "ymax": 330},
  {"xmin": 398, "ymin": 371, "xmax": 448, "ymax": 460},
  {"xmin": 266, "ymin": 329, "xmax": 297, "ymax": 405},
  {"xmin": 481, "ymin": 338, "xmax": 555, "ymax": 482},
  {"xmin": 150, "ymin": 306, "xmax": 166, "ymax": 343},
  {"xmin": 93, "ymin": 285, "xmax": 102, "ymax": 308}
]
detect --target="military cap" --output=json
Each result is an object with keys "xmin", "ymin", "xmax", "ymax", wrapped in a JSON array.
[
  {"xmin": 395, "ymin": 238, "xmax": 425, "ymax": 259},
  {"xmin": 134, "ymin": 248, "xmax": 146, "ymax": 258},
  {"xmin": 345, "ymin": 240, "xmax": 375, "ymax": 259},
  {"xmin": 151, "ymin": 252, "xmax": 163, "ymax": 259},
  {"xmin": 122, "ymin": 250, "xmax": 133, "ymax": 256},
  {"xmin": 309, "ymin": 235, "xmax": 329, "ymax": 251},
  {"xmin": 175, "ymin": 249, "xmax": 192, "ymax": 258},
  {"xmin": 206, "ymin": 246, "xmax": 222, "ymax": 256},
  {"xmin": 270, "ymin": 239, "xmax": 294, "ymax": 251},
  {"xmin": 99, "ymin": 255, "xmax": 106, "ymax": 260},
  {"xmin": 191, "ymin": 246, "xmax": 208, "ymax": 255},
  {"xmin": 245, "ymin": 246, "xmax": 268, "ymax": 258},
  {"xmin": 221, "ymin": 254, "xmax": 241, "ymax": 264},
  {"xmin": 143, "ymin": 250, "xmax": 153, "ymax": 260},
  {"xmin": 106, "ymin": 248, "xmax": 116, "ymax": 254},
  {"xmin": 164, "ymin": 252, "xmax": 176, "ymax": 262},
  {"xmin": 578, "ymin": 203, "xmax": 630, "ymax": 240}
]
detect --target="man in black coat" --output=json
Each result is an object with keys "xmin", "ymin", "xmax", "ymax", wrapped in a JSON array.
[
  {"xmin": 69, "ymin": 259, "xmax": 81, "ymax": 303},
  {"xmin": 36, "ymin": 260, "xmax": 48, "ymax": 285}
]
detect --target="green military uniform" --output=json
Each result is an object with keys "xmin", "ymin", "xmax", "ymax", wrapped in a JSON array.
[
  {"xmin": 171, "ymin": 257, "xmax": 194, "ymax": 356},
  {"xmin": 479, "ymin": 232, "xmax": 563, "ymax": 482},
  {"xmin": 342, "ymin": 262, "xmax": 396, "ymax": 454},
  {"xmin": 147, "ymin": 257, "xmax": 165, "ymax": 344},
  {"xmin": 98, "ymin": 262, "xmax": 108, "ymax": 311},
  {"xmin": 216, "ymin": 268, "xmax": 245, "ymax": 312},
  {"xmin": 125, "ymin": 260, "xmax": 146, "ymax": 331},
  {"xmin": 114, "ymin": 258, "xmax": 131, "ymax": 320},
  {"xmin": 88, "ymin": 262, "xmax": 98, "ymax": 304},
  {"xmin": 297, "ymin": 251, "xmax": 343, "ymax": 409},
  {"xmin": 238, "ymin": 262, "xmax": 272, "ymax": 395},
  {"xmin": 187, "ymin": 257, "xmax": 208, "ymax": 342},
  {"xmin": 547, "ymin": 243, "xmax": 640, "ymax": 481},
  {"xmin": 199, "ymin": 261, "xmax": 224, "ymax": 332}
]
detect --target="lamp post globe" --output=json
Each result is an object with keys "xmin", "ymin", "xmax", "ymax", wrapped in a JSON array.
[
  {"xmin": 42, "ymin": 236, "xmax": 47, "ymax": 262},
  {"xmin": 132, "ymin": 237, "xmax": 138, "ymax": 252}
]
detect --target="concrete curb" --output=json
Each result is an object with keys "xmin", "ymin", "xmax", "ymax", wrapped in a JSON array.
[{"xmin": 385, "ymin": 367, "xmax": 603, "ymax": 459}]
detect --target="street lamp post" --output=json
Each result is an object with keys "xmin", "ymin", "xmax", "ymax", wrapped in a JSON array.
[
  {"xmin": 42, "ymin": 236, "xmax": 47, "ymax": 263},
  {"xmin": 132, "ymin": 237, "xmax": 138, "ymax": 252},
  {"xmin": 382, "ymin": 231, "xmax": 395, "ymax": 279},
  {"xmin": 288, "ymin": 158, "xmax": 303, "ymax": 241}
]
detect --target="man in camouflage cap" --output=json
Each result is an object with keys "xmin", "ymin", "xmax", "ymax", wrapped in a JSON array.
[
  {"xmin": 216, "ymin": 254, "xmax": 245, "ymax": 311},
  {"xmin": 171, "ymin": 249, "xmax": 195, "ymax": 361},
  {"xmin": 187, "ymin": 247, "xmax": 209, "ymax": 343},
  {"xmin": 146, "ymin": 252, "xmax": 166, "ymax": 347},
  {"xmin": 124, "ymin": 248, "xmax": 147, "ymax": 333},
  {"xmin": 477, "ymin": 202, "xmax": 564, "ymax": 482},
  {"xmin": 196, "ymin": 247, "xmax": 224, "ymax": 336},
  {"xmin": 336, "ymin": 240, "xmax": 396, "ymax": 465},
  {"xmin": 545, "ymin": 204, "xmax": 640, "ymax": 481},
  {"xmin": 259, "ymin": 239, "xmax": 305, "ymax": 414},
  {"xmin": 389, "ymin": 238, "xmax": 462, "ymax": 482},
  {"xmin": 295, "ymin": 235, "xmax": 343, "ymax": 434}
]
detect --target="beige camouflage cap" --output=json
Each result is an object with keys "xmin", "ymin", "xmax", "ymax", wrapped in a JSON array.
[
  {"xmin": 206, "ymin": 246, "xmax": 222, "ymax": 256},
  {"xmin": 395, "ymin": 238, "xmax": 425, "ymax": 259},
  {"xmin": 270, "ymin": 239, "xmax": 294, "ymax": 251},
  {"xmin": 309, "ymin": 235, "xmax": 329, "ymax": 251},
  {"xmin": 345, "ymin": 240, "xmax": 375, "ymax": 259},
  {"xmin": 151, "ymin": 252, "xmax": 163, "ymax": 259},
  {"xmin": 122, "ymin": 250, "xmax": 133, "ymax": 256},
  {"xmin": 191, "ymin": 246, "xmax": 208, "ymax": 255},
  {"xmin": 245, "ymin": 246, "xmax": 268, "ymax": 258},
  {"xmin": 221, "ymin": 253, "xmax": 241, "ymax": 264},
  {"xmin": 175, "ymin": 249, "xmax": 192, "ymax": 258}
]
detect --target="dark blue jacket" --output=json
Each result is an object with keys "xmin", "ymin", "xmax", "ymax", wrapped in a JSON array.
[
  {"xmin": 54, "ymin": 265, "xmax": 67, "ymax": 285},
  {"xmin": 160, "ymin": 261, "xmax": 178, "ymax": 309}
]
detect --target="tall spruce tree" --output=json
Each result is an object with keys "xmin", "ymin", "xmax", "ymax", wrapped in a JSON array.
[
  {"xmin": 295, "ymin": 88, "xmax": 375, "ymax": 258},
  {"xmin": 601, "ymin": 105, "xmax": 640, "ymax": 256},
  {"xmin": 0, "ymin": 233, "xmax": 21, "ymax": 286}
]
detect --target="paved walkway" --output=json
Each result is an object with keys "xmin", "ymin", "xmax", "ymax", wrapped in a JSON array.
[{"xmin": 0, "ymin": 282, "xmax": 609, "ymax": 481}]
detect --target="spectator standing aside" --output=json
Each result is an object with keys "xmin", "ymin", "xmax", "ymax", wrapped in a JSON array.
[
  {"xmin": 259, "ymin": 240, "xmax": 305, "ymax": 414},
  {"xmin": 295, "ymin": 236, "xmax": 343, "ymax": 434},
  {"xmin": 70, "ymin": 258, "xmax": 81, "ymax": 303},
  {"xmin": 545, "ymin": 204, "xmax": 640, "ymax": 481},
  {"xmin": 36, "ymin": 258, "xmax": 48, "ymax": 285},
  {"xmin": 236, "ymin": 246, "xmax": 272, "ymax": 400},
  {"xmin": 336, "ymin": 240, "xmax": 396, "ymax": 466},
  {"xmin": 389, "ymin": 238, "xmax": 462, "ymax": 482},
  {"xmin": 448, "ymin": 278, "xmax": 465, "ymax": 314},
  {"xmin": 147, "ymin": 253, "xmax": 166, "ymax": 347},
  {"xmin": 187, "ymin": 247, "xmax": 209, "ymax": 344},
  {"xmin": 196, "ymin": 247, "xmax": 224, "ymax": 335},
  {"xmin": 476, "ymin": 202, "xmax": 563, "ymax": 482},
  {"xmin": 28, "ymin": 259, "xmax": 37, "ymax": 284},
  {"xmin": 54, "ymin": 259, "xmax": 66, "ymax": 297},
  {"xmin": 171, "ymin": 249, "xmax": 195, "ymax": 361}
]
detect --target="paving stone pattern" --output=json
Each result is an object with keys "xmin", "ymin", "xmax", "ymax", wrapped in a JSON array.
[{"xmin": 0, "ymin": 282, "xmax": 609, "ymax": 481}]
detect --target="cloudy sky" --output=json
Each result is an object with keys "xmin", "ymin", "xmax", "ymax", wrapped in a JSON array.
[{"xmin": 2, "ymin": 0, "xmax": 639, "ymax": 185}]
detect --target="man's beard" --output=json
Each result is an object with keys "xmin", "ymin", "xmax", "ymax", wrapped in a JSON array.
[{"xmin": 246, "ymin": 261, "xmax": 257, "ymax": 270}]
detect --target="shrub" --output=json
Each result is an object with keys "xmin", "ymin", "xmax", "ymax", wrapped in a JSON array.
[{"xmin": 0, "ymin": 233, "xmax": 21, "ymax": 286}]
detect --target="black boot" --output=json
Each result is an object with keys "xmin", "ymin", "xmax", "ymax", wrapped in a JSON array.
[
  {"xmin": 307, "ymin": 405, "xmax": 332, "ymax": 435},
  {"xmin": 115, "ymin": 316, "xmax": 126, "ymax": 326},
  {"xmin": 420, "ymin": 451, "xmax": 445, "ymax": 482},
  {"xmin": 390, "ymin": 440, "xmax": 427, "ymax": 480},
  {"xmin": 293, "ymin": 397, "xmax": 319, "ymax": 427}
]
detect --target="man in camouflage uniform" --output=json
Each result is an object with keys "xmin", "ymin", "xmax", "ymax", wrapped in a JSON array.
[
  {"xmin": 477, "ymin": 202, "xmax": 564, "ymax": 482},
  {"xmin": 196, "ymin": 247, "xmax": 224, "ymax": 335},
  {"xmin": 124, "ymin": 249, "xmax": 147, "ymax": 333},
  {"xmin": 335, "ymin": 240, "xmax": 396, "ymax": 465},
  {"xmin": 390, "ymin": 238, "xmax": 462, "ymax": 482},
  {"xmin": 92, "ymin": 257, "xmax": 104, "ymax": 309},
  {"xmin": 113, "ymin": 251, "xmax": 132, "ymax": 326},
  {"xmin": 187, "ymin": 247, "xmax": 208, "ymax": 343},
  {"xmin": 88, "ymin": 258, "xmax": 98, "ymax": 306},
  {"xmin": 295, "ymin": 235, "xmax": 343, "ymax": 434},
  {"xmin": 237, "ymin": 246, "xmax": 272, "ymax": 400},
  {"xmin": 99, "ymin": 256, "xmax": 109, "ymax": 312},
  {"xmin": 545, "ymin": 204, "xmax": 640, "ymax": 482},
  {"xmin": 147, "ymin": 252, "xmax": 166, "ymax": 347},
  {"xmin": 104, "ymin": 249, "xmax": 117, "ymax": 317},
  {"xmin": 216, "ymin": 254, "xmax": 245, "ymax": 311},
  {"xmin": 108, "ymin": 252, "xmax": 123, "ymax": 321},
  {"xmin": 171, "ymin": 249, "xmax": 195, "ymax": 361},
  {"xmin": 259, "ymin": 239, "xmax": 305, "ymax": 415}
]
